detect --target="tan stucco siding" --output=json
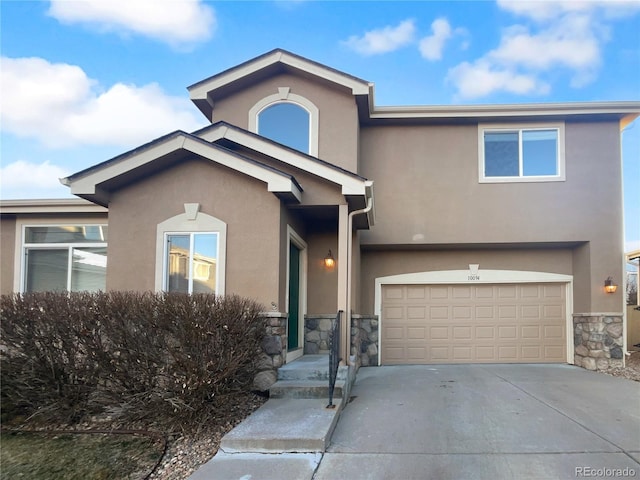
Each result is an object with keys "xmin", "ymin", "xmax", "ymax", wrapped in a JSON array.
[
  {"xmin": 1, "ymin": 216, "xmax": 16, "ymax": 295},
  {"xmin": 360, "ymin": 248, "xmax": 573, "ymax": 315},
  {"xmin": 306, "ymin": 224, "xmax": 339, "ymax": 314},
  {"xmin": 211, "ymin": 73, "xmax": 360, "ymax": 172},
  {"xmin": 106, "ymin": 158, "xmax": 281, "ymax": 307},
  {"xmin": 358, "ymin": 121, "xmax": 624, "ymax": 313}
]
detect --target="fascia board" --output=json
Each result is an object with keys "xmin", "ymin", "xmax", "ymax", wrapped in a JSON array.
[
  {"xmin": 67, "ymin": 136, "xmax": 186, "ymax": 194},
  {"xmin": 181, "ymin": 137, "xmax": 302, "ymax": 202},
  {"xmin": 368, "ymin": 102, "xmax": 640, "ymax": 119},
  {"xmin": 0, "ymin": 199, "xmax": 107, "ymax": 214},
  {"xmin": 217, "ymin": 127, "xmax": 367, "ymax": 196},
  {"xmin": 189, "ymin": 50, "xmax": 370, "ymax": 101}
]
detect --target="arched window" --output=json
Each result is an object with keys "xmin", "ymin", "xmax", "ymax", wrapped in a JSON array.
[
  {"xmin": 249, "ymin": 88, "xmax": 319, "ymax": 156},
  {"xmin": 258, "ymin": 102, "xmax": 310, "ymax": 153}
]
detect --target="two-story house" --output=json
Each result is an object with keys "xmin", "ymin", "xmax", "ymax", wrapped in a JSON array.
[{"xmin": 2, "ymin": 49, "xmax": 638, "ymax": 371}]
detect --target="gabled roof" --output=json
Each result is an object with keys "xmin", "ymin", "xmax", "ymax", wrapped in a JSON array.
[
  {"xmin": 193, "ymin": 121, "xmax": 371, "ymax": 196},
  {"xmin": 60, "ymin": 131, "xmax": 303, "ymax": 206},
  {"xmin": 188, "ymin": 49, "xmax": 372, "ymax": 120}
]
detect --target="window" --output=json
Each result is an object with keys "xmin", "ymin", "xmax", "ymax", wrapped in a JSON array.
[
  {"xmin": 479, "ymin": 124, "xmax": 565, "ymax": 183},
  {"xmin": 22, "ymin": 225, "xmax": 108, "ymax": 292},
  {"xmin": 165, "ymin": 233, "xmax": 218, "ymax": 294},
  {"xmin": 248, "ymin": 88, "xmax": 319, "ymax": 156},
  {"xmin": 258, "ymin": 103, "xmax": 310, "ymax": 153}
]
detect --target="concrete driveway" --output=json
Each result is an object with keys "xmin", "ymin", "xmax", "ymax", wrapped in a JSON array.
[{"xmin": 315, "ymin": 364, "xmax": 640, "ymax": 480}]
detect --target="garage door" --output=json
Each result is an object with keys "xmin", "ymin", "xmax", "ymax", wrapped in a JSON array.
[{"xmin": 381, "ymin": 283, "xmax": 566, "ymax": 364}]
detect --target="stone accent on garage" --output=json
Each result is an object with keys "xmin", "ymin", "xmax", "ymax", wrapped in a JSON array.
[
  {"xmin": 573, "ymin": 313, "xmax": 624, "ymax": 371},
  {"xmin": 253, "ymin": 312, "xmax": 287, "ymax": 391},
  {"xmin": 351, "ymin": 314, "xmax": 379, "ymax": 367}
]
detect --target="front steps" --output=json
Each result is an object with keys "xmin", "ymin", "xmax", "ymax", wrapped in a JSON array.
[
  {"xmin": 269, "ymin": 354, "xmax": 349, "ymax": 403},
  {"xmin": 217, "ymin": 355, "xmax": 353, "ymax": 454}
]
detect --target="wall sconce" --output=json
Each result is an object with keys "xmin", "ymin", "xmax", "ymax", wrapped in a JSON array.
[
  {"xmin": 324, "ymin": 250, "xmax": 335, "ymax": 269},
  {"xmin": 604, "ymin": 277, "xmax": 617, "ymax": 294}
]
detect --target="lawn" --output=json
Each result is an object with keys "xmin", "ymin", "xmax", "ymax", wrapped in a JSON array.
[{"xmin": 1, "ymin": 430, "xmax": 164, "ymax": 480}]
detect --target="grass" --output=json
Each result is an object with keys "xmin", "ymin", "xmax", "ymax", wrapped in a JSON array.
[{"xmin": 1, "ymin": 431, "xmax": 163, "ymax": 480}]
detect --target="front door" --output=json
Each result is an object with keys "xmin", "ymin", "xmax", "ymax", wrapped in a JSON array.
[{"xmin": 288, "ymin": 242, "xmax": 301, "ymax": 352}]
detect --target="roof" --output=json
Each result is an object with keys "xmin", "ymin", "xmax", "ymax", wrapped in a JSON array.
[
  {"xmin": 61, "ymin": 131, "xmax": 304, "ymax": 206},
  {"xmin": 188, "ymin": 48, "xmax": 373, "ymax": 120},
  {"xmin": 0, "ymin": 198, "xmax": 108, "ymax": 214}
]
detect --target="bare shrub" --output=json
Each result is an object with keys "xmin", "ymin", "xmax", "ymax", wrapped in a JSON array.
[{"xmin": 1, "ymin": 292, "xmax": 266, "ymax": 431}]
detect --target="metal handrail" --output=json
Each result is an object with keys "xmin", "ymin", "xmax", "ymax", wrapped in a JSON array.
[{"xmin": 327, "ymin": 310, "xmax": 343, "ymax": 409}]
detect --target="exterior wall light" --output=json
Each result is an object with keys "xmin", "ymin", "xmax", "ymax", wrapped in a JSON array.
[
  {"xmin": 324, "ymin": 250, "xmax": 335, "ymax": 269},
  {"xmin": 604, "ymin": 277, "xmax": 617, "ymax": 294}
]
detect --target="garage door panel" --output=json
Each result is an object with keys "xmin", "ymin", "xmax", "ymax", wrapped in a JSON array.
[{"xmin": 381, "ymin": 283, "xmax": 566, "ymax": 364}]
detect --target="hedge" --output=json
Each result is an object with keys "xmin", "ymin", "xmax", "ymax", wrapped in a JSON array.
[{"xmin": 0, "ymin": 292, "xmax": 266, "ymax": 430}]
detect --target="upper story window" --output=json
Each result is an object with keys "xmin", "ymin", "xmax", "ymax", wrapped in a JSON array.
[
  {"xmin": 22, "ymin": 225, "xmax": 108, "ymax": 292},
  {"xmin": 249, "ymin": 87, "xmax": 319, "ymax": 156},
  {"xmin": 479, "ymin": 123, "xmax": 565, "ymax": 183},
  {"xmin": 258, "ymin": 102, "xmax": 310, "ymax": 153}
]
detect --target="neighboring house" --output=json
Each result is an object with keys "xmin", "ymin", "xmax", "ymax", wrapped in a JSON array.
[{"xmin": 2, "ymin": 49, "xmax": 639, "ymax": 371}]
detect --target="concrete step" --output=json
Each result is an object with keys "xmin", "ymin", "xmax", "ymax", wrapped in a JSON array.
[
  {"xmin": 219, "ymin": 398, "xmax": 342, "ymax": 453},
  {"xmin": 269, "ymin": 379, "xmax": 345, "ymax": 399},
  {"xmin": 277, "ymin": 355, "xmax": 350, "ymax": 382}
]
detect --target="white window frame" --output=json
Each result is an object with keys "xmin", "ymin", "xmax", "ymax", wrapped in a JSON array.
[
  {"xmin": 163, "ymin": 231, "xmax": 220, "ymax": 294},
  {"xmin": 249, "ymin": 87, "xmax": 319, "ymax": 157},
  {"xmin": 19, "ymin": 223, "xmax": 108, "ymax": 293},
  {"xmin": 155, "ymin": 204, "xmax": 227, "ymax": 295},
  {"xmin": 478, "ymin": 123, "xmax": 565, "ymax": 183}
]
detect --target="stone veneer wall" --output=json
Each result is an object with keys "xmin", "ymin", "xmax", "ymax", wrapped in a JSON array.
[
  {"xmin": 253, "ymin": 312, "xmax": 287, "ymax": 391},
  {"xmin": 304, "ymin": 314, "xmax": 335, "ymax": 354},
  {"xmin": 351, "ymin": 314, "xmax": 379, "ymax": 367},
  {"xmin": 304, "ymin": 314, "xmax": 380, "ymax": 367},
  {"xmin": 573, "ymin": 314, "xmax": 624, "ymax": 371}
]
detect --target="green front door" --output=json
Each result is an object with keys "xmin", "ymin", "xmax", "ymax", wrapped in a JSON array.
[{"xmin": 288, "ymin": 242, "xmax": 301, "ymax": 350}]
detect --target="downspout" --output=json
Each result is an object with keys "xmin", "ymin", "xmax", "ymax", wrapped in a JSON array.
[{"xmin": 345, "ymin": 195, "xmax": 374, "ymax": 365}]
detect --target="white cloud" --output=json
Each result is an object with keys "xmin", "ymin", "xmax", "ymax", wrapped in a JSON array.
[
  {"xmin": 47, "ymin": 0, "xmax": 216, "ymax": 48},
  {"xmin": 447, "ymin": 0, "xmax": 639, "ymax": 99},
  {"xmin": 0, "ymin": 57, "xmax": 206, "ymax": 149},
  {"xmin": 419, "ymin": 18, "xmax": 453, "ymax": 61},
  {"xmin": 448, "ymin": 60, "xmax": 550, "ymax": 99},
  {"xmin": 343, "ymin": 19, "xmax": 416, "ymax": 56},
  {"xmin": 0, "ymin": 160, "xmax": 69, "ymax": 193}
]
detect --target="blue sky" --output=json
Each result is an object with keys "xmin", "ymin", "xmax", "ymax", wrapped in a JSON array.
[{"xmin": 1, "ymin": 0, "xmax": 639, "ymax": 251}]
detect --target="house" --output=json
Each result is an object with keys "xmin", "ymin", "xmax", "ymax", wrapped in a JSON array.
[{"xmin": 2, "ymin": 49, "xmax": 638, "ymax": 372}]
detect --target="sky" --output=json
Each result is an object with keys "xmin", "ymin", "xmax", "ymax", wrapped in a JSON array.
[{"xmin": 1, "ymin": 0, "xmax": 639, "ymax": 252}]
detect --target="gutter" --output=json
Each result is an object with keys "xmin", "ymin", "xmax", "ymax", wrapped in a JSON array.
[{"xmin": 344, "ymin": 195, "xmax": 374, "ymax": 365}]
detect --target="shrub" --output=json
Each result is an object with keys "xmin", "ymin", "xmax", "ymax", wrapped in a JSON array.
[{"xmin": 0, "ymin": 292, "xmax": 266, "ymax": 430}]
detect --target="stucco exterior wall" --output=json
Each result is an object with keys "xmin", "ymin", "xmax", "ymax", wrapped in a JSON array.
[
  {"xmin": 358, "ymin": 121, "xmax": 624, "ymax": 313},
  {"xmin": 106, "ymin": 157, "xmax": 282, "ymax": 307},
  {"xmin": 305, "ymin": 224, "xmax": 339, "ymax": 314},
  {"xmin": 1, "ymin": 216, "xmax": 16, "ymax": 295},
  {"xmin": 211, "ymin": 73, "xmax": 360, "ymax": 172},
  {"xmin": 359, "ymin": 248, "xmax": 574, "ymax": 315}
]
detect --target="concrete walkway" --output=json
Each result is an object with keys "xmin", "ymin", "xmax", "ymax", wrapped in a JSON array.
[{"xmin": 191, "ymin": 364, "xmax": 640, "ymax": 479}]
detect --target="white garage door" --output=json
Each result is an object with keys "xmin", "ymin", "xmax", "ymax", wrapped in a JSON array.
[{"xmin": 381, "ymin": 283, "xmax": 566, "ymax": 365}]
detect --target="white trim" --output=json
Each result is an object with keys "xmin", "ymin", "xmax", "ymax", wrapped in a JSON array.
[
  {"xmin": 196, "ymin": 124, "xmax": 370, "ymax": 197},
  {"xmin": 374, "ymin": 269, "xmax": 574, "ymax": 366},
  {"xmin": 155, "ymin": 208, "xmax": 227, "ymax": 294},
  {"xmin": 64, "ymin": 134, "xmax": 302, "ymax": 203},
  {"xmin": 285, "ymin": 225, "xmax": 307, "ymax": 363},
  {"xmin": 17, "ymin": 221, "xmax": 108, "ymax": 293},
  {"xmin": 249, "ymin": 90, "xmax": 319, "ymax": 157},
  {"xmin": 478, "ymin": 123, "xmax": 566, "ymax": 183}
]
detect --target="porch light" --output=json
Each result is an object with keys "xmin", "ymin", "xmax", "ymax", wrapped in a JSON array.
[
  {"xmin": 604, "ymin": 277, "xmax": 617, "ymax": 294},
  {"xmin": 324, "ymin": 250, "xmax": 335, "ymax": 269}
]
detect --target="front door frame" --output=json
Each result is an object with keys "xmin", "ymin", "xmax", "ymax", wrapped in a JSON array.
[{"xmin": 286, "ymin": 225, "xmax": 307, "ymax": 363}]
